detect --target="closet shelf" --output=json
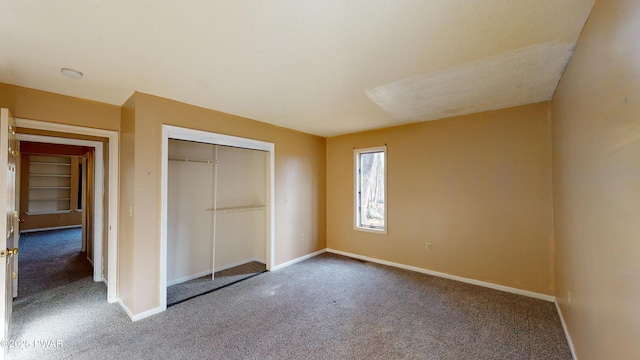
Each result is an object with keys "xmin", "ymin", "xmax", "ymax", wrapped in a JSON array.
[
  {"xmin": 29, "ymin": 162, "xmax": 71, "ymax": 166},
  {"xmin": 29, "ymin": 198, "xmax": 71, "ymax": 201},
  {"xmin": 29, "ymin": 174, "xmax": 72, "ymax": 177},
  {"xmin": 206, "ymin": 205, "xmax": 265, "ymax": 214},
  {"xmin": 25, "ymin": 210, "xmax": 73, "ymax": 215},
  {"xmin": 29, "ymin": 186, "xmax": 71, "ymax": 189}
]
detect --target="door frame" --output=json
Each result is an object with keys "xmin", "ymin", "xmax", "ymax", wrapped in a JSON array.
[
  {"xmin": 14, "ymin": 119, "xmax": 119, "ymax": 303},
  {"xmin": 160, "ymin": 125, "xmax": 275, "ymax": 311},
  {"xmin": 17, "ymin": 135, "xmax": 103, "ymax": 280}
]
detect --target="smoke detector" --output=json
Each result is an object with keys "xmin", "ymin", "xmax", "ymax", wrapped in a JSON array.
[{"xmin": 60, "ymin": 68, "xmax": 83, "ymax": 79}]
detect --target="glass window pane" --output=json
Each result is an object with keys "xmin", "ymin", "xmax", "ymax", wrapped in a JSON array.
[{"xmin": 359, "ymin": 151, "xmax": 384, "ymax": 228}]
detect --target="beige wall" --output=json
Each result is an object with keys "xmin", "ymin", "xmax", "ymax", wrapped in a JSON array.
[
  {"xmin": 118, "ymin": 96, "xmax": 135, "ymax": 309},
  {"xmin": 551, "ymin": 0, "xmax": 640, "ymax": 359},
  {"xmin": 1, "ymin": 82, "xmax": 119, "ymax": 282},
  {"xmin": 119, "ymin": 92, "xmax": 326, "ymax": 315},
  {"xmin": 0, "ymin": 83, "xmax": 120, "ymax": 131},
  {"xmin": 327, "ymin": 103, "xmax": 554, "ymax": 295}
]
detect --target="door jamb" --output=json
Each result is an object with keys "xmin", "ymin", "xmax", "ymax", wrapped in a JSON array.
[{"xmin": 15, "ymin": 119, "xmax": 119, "ymax": 303}]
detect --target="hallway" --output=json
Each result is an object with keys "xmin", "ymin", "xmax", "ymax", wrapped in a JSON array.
[{"xmin": 17, "ymin": 228, "xmax": 92, "ymax": 299}]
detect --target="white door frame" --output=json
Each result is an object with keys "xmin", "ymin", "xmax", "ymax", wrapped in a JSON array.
[
  {"xmin": 15, "ymin": 119, "xmax": 119, "ymax": 303},
  {"xmin": 160, "ymin": 125, "xmax": 275, "ymax": 311},
  {"xmin": 17, "ymin": 135, "xmax": 103, "ymax": 280}
]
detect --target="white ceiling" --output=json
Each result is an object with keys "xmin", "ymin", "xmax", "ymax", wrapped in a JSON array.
[{"xmin": 0, "ymin": 1, "xmax": 594, "ymax": 137}]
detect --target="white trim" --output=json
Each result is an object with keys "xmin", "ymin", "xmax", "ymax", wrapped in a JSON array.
[
  {"xmin": 19, "ymin": 224, "xmax": 81, "ymax": 233},
  {"xmin": 326, "ymin": 248, "xmax": 556, "ymax": 302},
  {"xmin": 267, "ymin": 146, "xmax": 275, "ymax": 272},
  {"xmin": 15, "ymin": 119, "xmax": 119, "ymax": 303},
  {"xmin": 555, "ymin": 300, "xmax": 577, "ymax": 360},
  {"xmin": 160, "ymin": 125, "xmax": 275, "ymax": 313},
  {"xmin": 271, "ymin": 249, "xmax": 326, "ymax": 271},
  {"xmin": 117, "ymin": 298, "xmax": 164, "ymax": 322},
  {"xmin": 166, "ymin": 258, "xmax": 266, "ymax": 287},
  {"xmin": 161, "ymin": 126, "xmax": 168, "ymax": 312},
  {"xmin": 164, "ymin": 126, "xmax": 273, "ymax": 152}
]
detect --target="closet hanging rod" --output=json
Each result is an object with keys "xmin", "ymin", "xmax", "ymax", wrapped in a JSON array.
[
  {"xmin": 206, "ymin": 205, "xmax": 266, "ymax": 214},
  {"xmin": 168, "ymin": 158, "xmax": 213, "ymax": 164}
]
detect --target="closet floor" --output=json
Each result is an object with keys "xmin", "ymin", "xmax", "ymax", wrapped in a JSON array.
[{"xmin": 167, "ymin": 261, "xmax": 266, "ymax": 306}]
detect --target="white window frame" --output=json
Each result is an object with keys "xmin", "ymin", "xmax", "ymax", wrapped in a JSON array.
[{"xmin": 354, "ymin": 146, "xmax": 387, "ymax": 234}]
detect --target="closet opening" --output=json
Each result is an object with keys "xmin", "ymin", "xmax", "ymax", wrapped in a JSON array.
[{"xmin": 160, "ymin": 126, "xmax": 275, "ymax": 310}]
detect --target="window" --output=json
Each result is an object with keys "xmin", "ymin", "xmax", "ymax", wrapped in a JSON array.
[{"xmin": 355, "ymin": 146, "xmax": 387, "ymax": 233}]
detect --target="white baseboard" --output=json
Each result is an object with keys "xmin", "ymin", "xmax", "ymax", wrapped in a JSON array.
[
  {"xmin": 326, "ymin": 248, "xmax": 556, "ymax": 302},
  {"xmin": 117, "ymin": 298, "xmax": 164, "ymax": 322},
  {"xmin": 271, "ymin": 249, "xmax": 326, "ymax": 271},
  {"xmin": 166, "ymin": 258, "xmax": 266, "ymax": 287},
  {"xmin": 555, "ymin": 300, "xmax": 577, "ymax": 360},
  {"xmin": 20, "ymin": 225, "xmax": 82, "ymax": 233}
]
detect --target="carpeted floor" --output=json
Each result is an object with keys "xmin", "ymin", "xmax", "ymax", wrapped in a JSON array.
[
  {"xmin": 16, "ymin": 228, "xmax": 92, "ymax": 299},
  {"xmin": 167, "ymin": 261, "xmax": 267, "ymax": 306},
  {"xmin": 9, "ymin": 253, "xmax": 572, "ymax": 360}
]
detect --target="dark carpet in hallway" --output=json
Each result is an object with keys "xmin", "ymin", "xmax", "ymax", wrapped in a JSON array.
[{"xmin": 16, "ymin": 228, "xmax": 92, "ymax": 299}]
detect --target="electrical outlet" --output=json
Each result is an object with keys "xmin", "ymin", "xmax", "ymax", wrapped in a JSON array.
[
  {"xmin": 426, "ymin": 242, "xmax": 432, "ymax": 251},
  {"xmin": 300, "ymin": 233, "xmax": 304, "ymax": 241}
]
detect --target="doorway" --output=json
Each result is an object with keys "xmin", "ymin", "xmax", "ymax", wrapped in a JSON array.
[
  {"xmin": 17, "ymin": 143, "xmax": 94, "ymax": 299},
  {"xmin": 15, "ymin": 135, "xmax": 104, "ymax": 286},
  {"xmin": 14, "ymin": 118, "xmax": 119, "ymax": 303},
  {"xmin": 160, "ymin": 125, "xmax": 275, "ymax": 311}
]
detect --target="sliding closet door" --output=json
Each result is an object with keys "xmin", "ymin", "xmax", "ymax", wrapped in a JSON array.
[
  {"xmin": 214, "ymin": 146, "xmax": 267, "ymax": 268},
  {"xmin": 166, "ymin": 140, "xmax": 214, "ymax": 286}
]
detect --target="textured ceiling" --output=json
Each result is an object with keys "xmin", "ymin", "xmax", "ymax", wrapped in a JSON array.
[{"xmin": 0, "ymin": 1, "xmax": 594, "ymax": 136}]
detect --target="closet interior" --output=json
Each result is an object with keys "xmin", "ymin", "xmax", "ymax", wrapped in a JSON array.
[{"xmin": 166, "ymin": 139, "xmax": 267, "ymax": 304}]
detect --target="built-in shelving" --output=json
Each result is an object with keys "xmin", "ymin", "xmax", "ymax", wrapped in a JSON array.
[{"xmin": 28, "ymin": 155, "xmax": 73, "ymax": 213}]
